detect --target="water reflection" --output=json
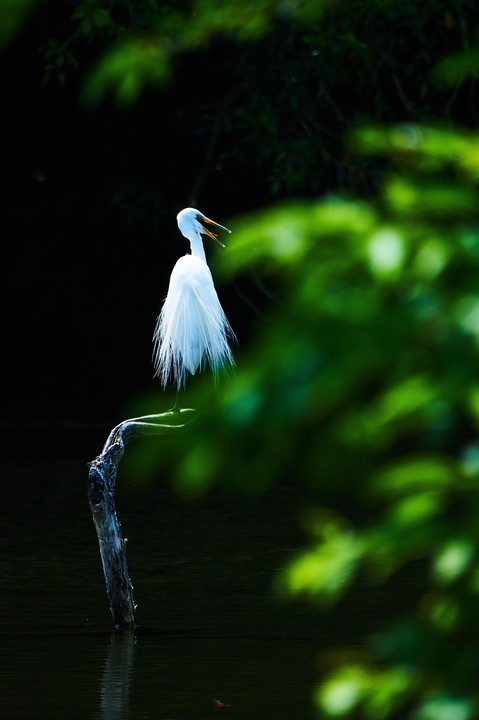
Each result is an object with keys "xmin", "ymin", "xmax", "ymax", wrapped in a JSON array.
[
  {"xmin": 99, "ymin": 632, "xmax": 135, "ymax": 720},
  {"xmin": 0, "ymin": 444, "xmax": 326, "ymax": 720}
]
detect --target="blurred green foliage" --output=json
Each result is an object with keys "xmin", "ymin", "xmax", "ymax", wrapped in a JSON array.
[
  {"xmin": 128, "ymin": 122, "xmax": 479, "ymax": 718},
  {"xmin": 78, "ymin": 0, "xmax": 333, "ymax": 106},
  {"xmin": 35, "ymin": 0, "xmax": 479, "ymax": 193}
]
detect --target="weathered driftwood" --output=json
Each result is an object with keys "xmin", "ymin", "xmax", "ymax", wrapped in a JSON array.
[{"xmin": 88, "ymin": 409, "xmax": 195, "ymax": 627}]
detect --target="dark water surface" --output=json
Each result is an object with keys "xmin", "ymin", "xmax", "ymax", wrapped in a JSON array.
[{"xmin": 0, "ymin": 426, "xmax": 352, "ymax": 720}]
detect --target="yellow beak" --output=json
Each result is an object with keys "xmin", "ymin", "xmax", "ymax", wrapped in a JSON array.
[{"xmin": 200, "ymin": 216, "xmax": 231, "ymax": 246}]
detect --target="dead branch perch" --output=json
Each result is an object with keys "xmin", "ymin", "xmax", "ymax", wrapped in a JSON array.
[{"xmin": 87, "ymin": 409, "xmax": 195, "ymax": 628}]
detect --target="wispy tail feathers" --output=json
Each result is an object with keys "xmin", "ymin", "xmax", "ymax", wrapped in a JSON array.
[{"xmin": 153, "ymin": 264, "xmax": 235, "ymax": 389}]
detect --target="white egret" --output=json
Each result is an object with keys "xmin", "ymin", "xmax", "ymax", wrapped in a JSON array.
[{"xmin": 153, "ymin": 207, "xmax": 236, "ymax": 389}]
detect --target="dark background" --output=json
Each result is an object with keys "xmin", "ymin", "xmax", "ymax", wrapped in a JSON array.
[
  {"xmin": 2, "ymin": 39, "xmax": 259, "ymax": 425},
  {"xmin": 3, "ymin": 0, "xmax": 479, "ymax": 426}
]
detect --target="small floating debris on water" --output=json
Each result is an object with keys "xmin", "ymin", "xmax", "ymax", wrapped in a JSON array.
[{"xmin": 213, "ymin": 699, "xmax": 230, "ymax": 708}]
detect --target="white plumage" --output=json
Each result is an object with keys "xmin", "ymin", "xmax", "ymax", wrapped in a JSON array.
[{"xmin": 153, "ymin": 208, "xmax": 235, "ymax": 389}]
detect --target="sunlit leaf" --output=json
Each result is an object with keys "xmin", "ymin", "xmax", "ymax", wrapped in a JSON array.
[
  {"xmin": 354, "ymin": 124, "xmax": 479, "ymax": 181},
  {"xmin": 385, "ymin": 176, "xmax": 479, "ymax": 218},
  {"xmin": 317, "ymin": 666, "xmax": 368, "ymax": 716},
  {"xmin": 281, "ymin": 520, "xmax": 362, "ymax": 600},
  {"xmin": 432, "ymin": 540, "xmax": 475, "ymax": 585},
  {"xmin": 460, "ymin": 443, "xmax": 479, "ymax": 477},
  {"xmin": 385, "ymin": 493, "xmax": 443, "ymax": 532},
  {"xmin": 414, "ymin": 239, "xmax": 449, "ymax": 279},
  {"xmin": 365, "ymin": 666, "xmax": 417, "ymax": 719},
  {"xmin": 414, "ymin": 693, "xmax": 476, "ymax": 720},
  {"xmin": 454, "ymin": 296, "xmax": 479, "ymax": 339},
  {"xmin": 371, "ymin": 457, "xmax": 457, "ymax": 498},
  {"xmin": 367, "ymin": 227, "xmax": 405, "ymax": 278},
  {"xmin": 318, "ymin": 664, "xmax": 416, "ymax": 719}
]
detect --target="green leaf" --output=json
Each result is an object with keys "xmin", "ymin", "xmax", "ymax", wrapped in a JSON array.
[
  {"xmin": 371, "ymin": 457, "xmax": 457, "ymax": 498},
  {"xmin": 432, "ymin": 540, "xmax": 475, "ymax": 585},
  {"xmin": 414, "ymin": 694, "xmax": 476, "ymax": 720},
  {"xmin": 281, "ymin": 518, "xmax": 362, "ymax": 600}
]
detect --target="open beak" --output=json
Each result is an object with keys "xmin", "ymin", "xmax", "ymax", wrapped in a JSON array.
[{"xmin": 200, "ymin": 215, "xmax": 231, "ymax": 247}]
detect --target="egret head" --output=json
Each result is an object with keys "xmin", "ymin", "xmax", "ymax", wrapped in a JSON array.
[{"xmin": 177, "ymin": 207, "xmax": 231, "ymax": 246}]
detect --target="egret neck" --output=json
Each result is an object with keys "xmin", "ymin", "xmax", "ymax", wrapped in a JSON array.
[{"xmin": 188, "ymin": 232, "xmax": 207, "ymax": 264}]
